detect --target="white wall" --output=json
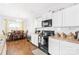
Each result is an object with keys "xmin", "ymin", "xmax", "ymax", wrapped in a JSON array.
[
  {"xmin": 23, "ymin": 17, "xmax": 36, "ymax": 36},
  {"xmin": 0, "ymin": 16, "xmax": 5, "ymax": 34}
]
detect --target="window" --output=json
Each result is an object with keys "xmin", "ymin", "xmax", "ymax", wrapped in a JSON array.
[{"xmin": 8, "ymin": 20, "xmax": 22, "ymax": 31}]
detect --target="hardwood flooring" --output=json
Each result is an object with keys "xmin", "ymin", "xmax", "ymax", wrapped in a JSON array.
[{"xmin": 6, "ymin": 39, "xmax": 37, "ymax": 55}]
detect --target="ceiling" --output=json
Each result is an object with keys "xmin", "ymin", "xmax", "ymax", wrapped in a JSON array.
[{"xmin": 0, "ymin": 3, "xmax": 75, "ymax": 19}]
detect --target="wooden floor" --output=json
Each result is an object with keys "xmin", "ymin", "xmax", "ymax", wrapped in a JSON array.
[{"xmin": 6, "ymin": 39, "xmax": 37, "ymax": 55}]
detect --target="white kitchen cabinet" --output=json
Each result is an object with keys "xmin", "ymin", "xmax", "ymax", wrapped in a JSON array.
[
  {"xmin": 48, "ymin": 37, "xmax": 60, "ymax": 55},
  {"xmin": 52, "ymin": 12, "xmax": 58, "ymax": 27},
  {"xmin": 74, "ymin": 44, "xmax": 79, "ymax": 54},
  {"xmin": 45, "ymin": 12, "xmax": 52, "ymax": 20},
  {"xmin": 53, "ymin": 11, "xmax": 63, "ymax": 27},
  {"xmin": 60, "ymin": 40, "xmax": 79, "ymax": 55},
  {"xmin": 34, "ymin": 34, "xmax": 38, "ymax": 46},
  {"xmin": 31, "ymin": 34, "xmax": 35, "ymax": 45},
  {"xmin": 60, "ymin": 40, "xmax": 76, "ymax": 55},
  {"xmin": 37, "ymin": 18, "xmax": 42, "ymax": 28},
  {"xmin": 49, "ymin": 37, "xmax": 79, "ymax": 55},
  {"xmin": 31, "ymin": 34, "xmax": 38, "ymax": 46},
  {"xmin": 63, "ymin": 4, "xmax": 79, "ymax": 26}
]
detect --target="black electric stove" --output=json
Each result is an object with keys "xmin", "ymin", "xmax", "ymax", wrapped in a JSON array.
[{"xmin": 38, "ymin": 30, "xmax": 55, "ymax": 54}]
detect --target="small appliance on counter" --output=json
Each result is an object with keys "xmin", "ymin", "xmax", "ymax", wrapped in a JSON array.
[
  {"xmin": 67, "ymin": 32, "xmax": 75, "ymax": 40},
  {"xmin": 35, "ymin": 28, "xmax": 41, "ymax": 34},
  {"xmin": 60, "ymin": 32, "xmax": 67, "ymax": 39},
  {"xmin": 75, "ymin": 31, "xmax": 79, "ymax": 40},
  {"xmin": 55, "ymin": 32, "xmax": 61, "ymax": 38}
]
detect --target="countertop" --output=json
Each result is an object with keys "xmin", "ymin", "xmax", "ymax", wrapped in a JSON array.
[
  {"xmin": 35, "ymin": 33, "xmax": 79, "ymax": 44},
  {"xmin": 49, "ymin": 36, "xmax": 79, "ymax": 44}
]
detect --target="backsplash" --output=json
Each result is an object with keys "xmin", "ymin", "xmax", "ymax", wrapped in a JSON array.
[{"xmin": 55, "ymin": 26, "xmax": 79, "ymax": 34}]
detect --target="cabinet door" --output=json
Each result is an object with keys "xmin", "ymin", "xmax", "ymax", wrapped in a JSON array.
[
  {"xmin": 53, "ymin": 11, "xmax": 63, "ymax": 27},
  {"xmin": 34, "ymin": 35, "xmax": 38, "ymax": 46},
  {"xmin": 60, "ymin": 40, "xmax": 79, "ymax": 55},
  {"xmin": 73, "ymin": 43, "xmax": 79, "ymax": 55},
  {"xmin": 60, "ymin": 41, "xmax": 74, "ymax": 55},
  {"xmin": 31, "ymin": 34, "xmax": 38, "ymax": 47},
  {"xmin": 49, "ymin": 37, "xmax": 60, "ymax": 55},
  {"xmin": 37, "ymin": 18, "xmax": 42, "ymax": 28},
  {"xmin": 48, "ymin": 38, "xmax": 54, "ymax": 54},
  {"xmin": 31, "ymin": 34, "xmax": 35, "ymax": 45},
  {"xmin": 63, "ymin": 5, "xmax": 79, "ymax": 26},
  {"xmin": 46, "ymin": 12, "xmax": 52, "ymax": 19}
]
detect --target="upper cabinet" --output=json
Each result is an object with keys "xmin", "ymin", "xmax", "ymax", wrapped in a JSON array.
[
  {"xmin": 53, "ymin": 4, "xmax": 79, "ymax": 27},
  {"xmin": 63, "ymin": 5, "xmax": 79, "ymax": 26},
  {"xmin": 36, "ymin": 4, "xmax": 79, "ymax": 28},
  {"xmin": 53, "ymin": 11, "xmax": 63, "ymax": 27},
  {"xmin": 36, "ymin": 12, "xmax": 53, "ymax": 28},
  {"xmin": 37, "ymin": 18, "xmax": 42, "ymax": 28}
]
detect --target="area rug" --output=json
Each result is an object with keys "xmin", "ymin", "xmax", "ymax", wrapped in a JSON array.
[{"xmin": 32, "ymin": 48, "xmax": 47, "ymax": 55}]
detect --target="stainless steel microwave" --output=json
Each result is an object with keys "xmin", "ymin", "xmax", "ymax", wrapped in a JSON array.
[{"xmin": 42, "ymin": 19, "xmax": 52, "ymax": 27}]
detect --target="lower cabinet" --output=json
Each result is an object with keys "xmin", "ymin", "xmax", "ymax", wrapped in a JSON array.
[
  {"xmin": 49, "ymin": 37, "xmax": 79, "ymax": 55},
  {"xmin": 31, "ymin": 34, "xmax": 38, "ymax": 46},
  {"xmin": 60, "ymin": 41, "xmax": 75, "ymax": 55},
  {"xmin": 48, "ymin": 37, "xmax": 60, "ymax": 55},
  {"xmin": 60, "ymin": 40, "xmax": 79, "ymax": 55}
]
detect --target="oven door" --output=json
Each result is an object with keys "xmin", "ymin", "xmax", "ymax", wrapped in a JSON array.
[{"xmin": 38, "ymin": 35, "xmax": 48, "ymax": 53}]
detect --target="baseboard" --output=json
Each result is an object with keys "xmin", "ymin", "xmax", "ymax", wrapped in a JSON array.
[{"xmin": 27, "ymin": 40, "xmax": 38, "ymax": 48}]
